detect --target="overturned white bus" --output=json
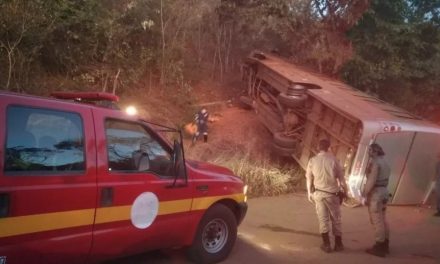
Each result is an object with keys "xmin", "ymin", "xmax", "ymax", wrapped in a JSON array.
[{"xmin": 241, "ymin": 50, "xmax": 440, "ymax": 206}]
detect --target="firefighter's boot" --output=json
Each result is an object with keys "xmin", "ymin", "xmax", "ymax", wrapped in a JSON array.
[
  {"xmin": 384, "ymin": 238, "xmax": 389, "ymax": 254},
  {"xmin": 366, "ymin": 241, "xmax": 386, "ymax": 257},
  {"xmin": 334, "ymin": 236, "xmax": 344, "ymax": 252},
  {"xmin": 320, "ymin": 232, "xmax": 332, "ymax": 253}
]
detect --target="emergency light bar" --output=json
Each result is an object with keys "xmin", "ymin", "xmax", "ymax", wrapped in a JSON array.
[
  {"xmin": 51, "ymin": 92, "xmax": 119, "ymax": 102},
  {"xmin": 51, "ymin": 92, "xmax": 120, "ymax": 110}
]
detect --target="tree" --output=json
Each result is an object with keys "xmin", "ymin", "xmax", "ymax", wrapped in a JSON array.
[
  {"xmin": 0, "ymin": 0, "xmax": 57, "ymax": 91},
  {"xmin": 220, "ymin": 0, "xmax": 369, "ymax": 75},
  {"xmin": 2, "ymin": 0, "xmax": 439, "ymax": 119},
  {"xmin": 342, "ymin": 0, "xmax": 440, "ymax": 111}
]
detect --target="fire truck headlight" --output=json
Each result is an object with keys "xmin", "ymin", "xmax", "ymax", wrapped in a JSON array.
[{"xmin": 125, "ymin": 106, "xmax": 138, "ymax": 116}]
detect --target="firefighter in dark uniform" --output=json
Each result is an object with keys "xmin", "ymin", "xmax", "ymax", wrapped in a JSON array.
[
  {"xmin": 362, "ymin": 143, "xmax": 391, "ymax": 257},
  {"xmin": 193, "ymin": 108, "xmax": 209, "ymax": 143}
]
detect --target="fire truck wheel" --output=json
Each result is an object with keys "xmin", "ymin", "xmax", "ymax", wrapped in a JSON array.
[
  {"xmin": 187, "ymin": 204, "xmax": 237, "ymax": 264},
  {"xmin": 271, "ymin": 142, "xmax": 295, "ymax": 157},
  {"xmin": 273, "ymin": 132, "xmax": 296, "ymax": 148},
  {"xmin": 239, "ymin": 95, "xmax": 253, "ymax": 110},
  {"xmin": 277, "ymin": 93, "xmax": 307, "ymax": 108}
]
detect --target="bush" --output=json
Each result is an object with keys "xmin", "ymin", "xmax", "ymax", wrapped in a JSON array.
[{"xmin": 209, "ymin": 150, "xmax": 304, "ymax": 198}]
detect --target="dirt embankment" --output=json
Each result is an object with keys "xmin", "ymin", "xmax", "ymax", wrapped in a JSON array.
[
  {"xmin": 124, "ymin": 76, "xmax": 277, "ymax": 164},
  {"xmin": 184, "ymin": 106, "xmax": 273, "ymax": 162},
  {"xmin": 119, "ymin": 77, "xmax": 305, "ymax": 196}
]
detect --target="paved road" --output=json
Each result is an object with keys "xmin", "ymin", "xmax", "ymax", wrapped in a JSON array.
[{"xmin": 110, "ymin": 193, "xmax": 440, "ymax": 264}]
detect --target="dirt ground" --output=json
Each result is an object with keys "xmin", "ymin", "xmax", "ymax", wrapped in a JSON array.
[
  {"xmin": 114, "ymin": 193, "xmax": 440, "ymax": 264},
  {"xmin": 176, "ymin": 76, "xmax": 267, "ymax": 161},
  {"xmin": 230, "ymin": 193, "xmax": 440, "ymax": 264},
  {"xmin": 120, "ymin": 77, "xmax": 274, "ymax": 164},
  {"xmin": 184, "ymin": 105, "xmax": 273, "ymax": 162}
]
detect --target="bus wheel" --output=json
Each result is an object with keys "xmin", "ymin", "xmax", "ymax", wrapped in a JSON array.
[
  {"xmin": 271, "ymin": 142, "xmax": 295, "ymax": 157},
  {"xmin": 273, "ymin": 132, "xmax": 296, "ymax": 148},
  {"xmin": 277, "ymin": 92, "xmax": 307, "ymax": 108},
  {"xmin": 187, "ymin": 204, "xmax": 237, "ymax": 264}
]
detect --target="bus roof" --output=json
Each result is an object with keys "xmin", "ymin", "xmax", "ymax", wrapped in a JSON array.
[{"xmin": 251, "ymin": 51, "xmax": 440, "ymax": 130}]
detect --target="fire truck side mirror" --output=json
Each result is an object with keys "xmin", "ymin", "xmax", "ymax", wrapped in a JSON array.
[{"xmin": 172, "ymin": 140, "xmax": 186, "ymax": 180}]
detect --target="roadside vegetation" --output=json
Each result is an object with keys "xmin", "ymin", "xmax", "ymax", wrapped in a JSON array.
[
  {"xmin": 214, "ymin": 154, "xmax": 304, "ymax": 197},
  {"xmin": 182, "ymin": 105, "xmax": 306, "ymax": 198},
  {"xmin": 186, "ymin": 139, "xmax": 305, "ymax": 198},
  {"xmin": 2, "ymin": 0, "xmax": 440, "ymax": 116},
  {"xmin": 2, "ymin": 0, "xmax": 440, "ymax": 196}
]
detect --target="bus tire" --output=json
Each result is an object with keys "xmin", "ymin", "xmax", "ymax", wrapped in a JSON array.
[
  {"xmin": 277, "ymin": 93, "xmax": 307, "ymax": 108},
  {"xmin": 187, "ymin": 204, "xmax": 237, "ymax": 264},
  {"xmin": 272, "ymin": 143, "xmax": 295, "ymax": 157},
  {"xmin": 273, "ymin": 132, "xmax": 296, "ymax": 148}
]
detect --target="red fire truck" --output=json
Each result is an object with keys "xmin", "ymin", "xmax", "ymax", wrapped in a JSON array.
[{"xmin": 0, "ymin": 91, "xmax": 247, "ymax": 264}]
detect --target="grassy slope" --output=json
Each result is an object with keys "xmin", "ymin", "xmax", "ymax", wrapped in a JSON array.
[{"xmin": 118, "ymin": 76, "xmax": 305, "ymax": 197}]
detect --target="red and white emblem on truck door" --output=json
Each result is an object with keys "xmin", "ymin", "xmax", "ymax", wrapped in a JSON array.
[{"xmin": 130, "ymin": 192, "xmax": 159, "ymax": 229}]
